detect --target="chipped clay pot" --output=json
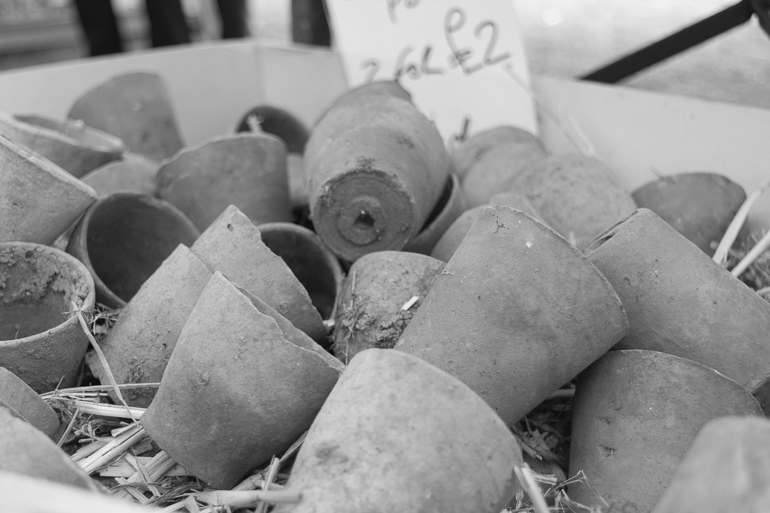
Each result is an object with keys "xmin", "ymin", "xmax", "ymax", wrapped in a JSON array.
[
  {"xmin": 141, "ymin": 272, "xmax": 343, "ymax": 489},
  {"xmin": 272, "ymin": 349, "xmax": 523, "ymax": 513},
  {"xmin": 451, "ymin": 125, "xmax": 540, "ymax": 181},
  {"xmin": 0, "ymin": 136, "xmax": 97, "ymax": 245},
  {"xmin": 80, "ymin": 152, "xmax": 159, "ymax": 198},
  {"xmin": 66, "ymin": 192, "xmax": 200, "ymax": 308},
  {"xmin": 234, "ymin": 104, "xmax": 310, "ymax": 154},
  {"xmin": 396, "ymin": 206, "xmax": 628, "ymax": 427},
  {"xmin": 0, "ymin": 243, "xmax": 95, "ymax": 393},
  {"xmin": 332, "ymin": 251, "xmax": 444, "ymax": 363},
  {"xmin": 0, "ymin": 368, "xmax": 60, "ymax": 439},
  {"xmin": 304, "ymin": 81, "xmax": 450, "ymax": 262},
  {"xmin": 68, "ymin": 72, "xmax": 184, "ymax": 161},
  {"xmin": 402, "ymin": 173, "xmax": 467, "ymax": 255},
  {"xmin": 568, "ymin": 350, "xmax": 763, "ymax": 512}
]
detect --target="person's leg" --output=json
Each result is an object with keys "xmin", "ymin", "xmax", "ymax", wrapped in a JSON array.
[
  {"xmin": 72, "ymin": 0, "xmax": 124, "ymax": 56},
  {"xmin": 144, "ymin": 0, "xmax": 191, "ymax": 47},
  {"xmin": 291, "ymin": 0, "xmax": 330, "ymax": 47},
  {"xmin": 215, "ymin": 0, "xmax": 249, "ymax": 39}
]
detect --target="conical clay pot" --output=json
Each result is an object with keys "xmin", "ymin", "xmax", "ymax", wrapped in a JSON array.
[
  {"xmin": 191, "ymin": 205, "xmax": 326, "ymax": 341},
  {"xmin": 141, "ymin": 272, "xmax": 343, "ymax": 489},
  {"xmin": 67, "ymin": 192, "xmax": 200, "ymax": 308},
  {"xmin": 583, "ymin": 208, "xmax": 770, "ymax": 395},
  {"xmin": 568, "ymin": 350, "xmax": 763, "ymax": 511},
  {"xmin": 304, "ymin": 81, "xmax": 450, "ymax": 261},
  {"xmin": 0, "ymin": 368, "xmax": 60, "ymax": 439},
  {"xmin": 396, "ymin": 206, "xmax": 628, "ymax": 426},
  {"xmin": 0, "ymin": 243, "xmax": 95, "ymax": 393},
  {"xmin": 0, "ymin": 136, "xmax": 97, "ymax": 245},
  {"xmin": 68, "ymin": 72, "xmax": 184, "ymax": 161},
  {"xmin": 632, "ymin": 172, "xmax": 747, "ymax": 256},
  {"xmin": 80, "ymin": 152, "xmax": 159, "ymax": 198},
  {"xmin": 332, "ymin": 251, "xmax": 444, "ymax": 363},
  {"xmin": 272, "ymin": 349, "xmax": 522, "ymax": 513},
  {"xmin": 234, "ymin": 104, "xmax": 310, "ymax": 154},
  {"xmin": 156, "ymin": 133, "xmax": 292, "ymax": 231},
  {"xmin": 85, "ymin": 245, "xmax": 212, "ymax": 407},
  {"xmin": 652, "ymin": 416, "xmax": 770, "ymax": 513},
  {"xmin": 451, "ymin": 125, "xmax": 538, "ymax": 180},
  {"xmin": 403, "ymin": 173, "xmax": 467, "ymax": 255}
]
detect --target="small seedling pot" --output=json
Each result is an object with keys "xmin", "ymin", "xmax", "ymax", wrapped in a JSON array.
[
  {"xmin": 303, "ymin": 81, "xmax": 450, "ymax": 262},
  {"xmin": 631, "ymin": 171, "xmax": 747, "ymax": 256},
  {"xmin": 272, "ymin": 349, "xmax": 522, "ymax": 513},
  {"xmin": 396, "ymin": 206, "xmax": 628, "ymax": 426},
  {"xmin": 0, "ymin": 368, "xmax": 60, "ymax": 439},
  {"xmin": 583, "ymin": 208, "xmax": 770, "ymax": 397},
  {"xmin": 141, "ymin": 272, "xmax": 343, "ymax": 489},
  {"xmin": 0, "ymin": 243, "xmax": 95, "ymax": 393},
  {"xmin": 68, "ymin": 72, "xmax": 184, "ymax": 161},
  {"xmin": 403, "ymin": 173, "xmax": 467, "ymax": 255},
  {"xmin": 652, "ymin": 416, "xmax": 770, "ymax": 513},
  {"xmin": 157, "ymin": 133, "xmax": 292, "ymax": 231},
  {"xmin": 451, "ymin": 125, "xmax": 539, "ymax": 180},
  {"xmin": 191, "ymin": 205, "xmax": 326, "ymax": 341},
  {"xmin": 234, "ymin": 104, "xmax": 310, "ymax": 154},
  {"xmin": 568, "ymin": 350, "xmax": 763, "ymax": 511},
  {"xmin": 332, "ymin": 251, "xmax": 444, "ymax": 363},
  {"xmin": 0, "ymin": 136, "xmax": 97, "ymax": 245},
  {"xmin": 66, "ymin": 192, "xmax": 200, "ymax": 308},
  {"xmin": 80, "ymin": 152, "xmax": 159, "ymax": 198},
  {"xmin": 85, "ymin": 245, "xmax": 212, "ymax": 407}
]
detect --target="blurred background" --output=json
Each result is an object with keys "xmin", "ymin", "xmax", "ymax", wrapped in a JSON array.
[{"xmin": 0, "ymin": 0, "xmax": 768, "ymax": 109}]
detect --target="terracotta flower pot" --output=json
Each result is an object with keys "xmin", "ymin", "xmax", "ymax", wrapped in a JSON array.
[
  {"xmin": 272, "ymin": 349, "xmax": 523, "ymax": 513},
  {"xmin": 287, "ymin": 153, "xmax": 308, "ymax": 209},
  {"xmin": 332, "ymin": 251, "xmax": 444, "ymax": 363},
  {"xmin": 568, "ymin": 350, "xmax": 763, "ymax": 511},
  {"xmin": 66, "ymin": 192, "xmax": 200, "ymax": 308},
  {"xmin": 141, "ymin": 272, "xmax": 343, "ymax": 489},
  {"xmin": 191, "ymin": 205, "xmax": 326, "ymax": 341},
  {"xmin": 451, "ymin": 126, "xmax": 537, "ymax": 180},
  {"xmin": 80, "ymin": 152, "xmax": 159, "ymax": 198},
  {"xmin": 68, "ymin": 72, "xmax": 184, "ymax": 161},
  {"xmin": 303, "ymin": 81, "xmax": 450, "ymax": 261},
  {"xmin": 631, "ymin": 172, "xmax": 747, "ymax": 256},
  {"xmin": 0, "ymin": 136, "xmax": 97, "ymax": 245},
  {"xmin": 402, "ymin": 173, "xmax": 467, "ymax": 255},
  {"xmin": 85, "ymin": 245, "xmax": 212, "ymax": 407},
  {"xmin": 0, "ymin": 368, "xmax": 60, "ymax": 439},
  {"xmin": 396, "ymin": 206, "xmax": 628, "ymax": 426},
  {"xmin": 234, "ymin": 104, "xmax": 310, "ymax": 154},
  {"xmin": 156, "ymin": 133, "xmax": 292, "ymax": 231},
  {"xmin": 583, "ymin": 208, "xmax": 770, "ymax": 398},
  {"xmin": 0, "ymin": 112, "xmax": 125, "ymax": 178},
  {"xmin": 0, "ymin": 243, "xmax": 95, "ymax": 393}
]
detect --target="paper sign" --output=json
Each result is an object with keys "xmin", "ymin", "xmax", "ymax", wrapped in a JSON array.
[{"xmin": 325, "ymin": 0, "xmax": 538, "ymax": 146}]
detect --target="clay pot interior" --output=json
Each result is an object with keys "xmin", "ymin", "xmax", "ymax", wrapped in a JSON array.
[{"xmin": 234, "ymin": 105, "xmax": 310, "ymax": 154}]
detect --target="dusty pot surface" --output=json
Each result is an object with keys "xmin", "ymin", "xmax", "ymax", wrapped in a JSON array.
[
  {"xmin": 273, "ymin": 349, "xmax": 522, "ymax": 513},
  {"xmin": 85, "ymin": 245, "xmax": 212, "ymax": 407},
  {"xmin": 396, "ymin": 206, "xmax": 628, "ymax": 426},
  {"xmin": 80, "ymin": 152, "xmax": 159, "ymax": 198},
  {"xmin": 142, "ymin": 272, "xmax": 343, "ymax": 489},
  {"xmin": 0, "ymin": 243, "xmax": 95, "ymax": 393},
  {"xmin": 652, "ymin": 416, "xmax": 770, "ymax": 513},
  {"xmin": 451, "ymin": 125, "xmax": 537, "ymax": 180},
  {"xmin": 304, "ymin": 81, "xmax": 450, "ymax": 262},
  {"xmin": 67, "ymin": 192, "xmax": 200, "ymax": 308},
  {"xmin": 0, "ymin": 136, "xmax": 97, "ymax": 245},
  {"xmin": 234, "ymin": 104, "xmax": 310, "ymax": 154},
  {"xmin": 631, "ymin": 171, "xmax": 747, "ymax": 256},
  {"xmin": 191, "ymin": 205, "xmax": 326, "ymax": 341},
  {"xmin": 0, "ymin": 367, "xmax": 60, "ymax": 439},
  {"xmin": 157, "ymin": 133, "xmax": 292, "ymax": 231},
  {"xmin": 583, "ymin": 208, "xmax": 770, "ymax": 396},
  {"xmin": 403, "ymin": 173, "xmax": 467, "ymax": 255},
  {"xmin": 332, "ymin": 251, "xmax": 444, "ymax": 363},
  {"xmin": 68, "ymin": 72, "xmax": 184, "ymax": 161},
  {"xmin": 569, "ymin": 350, "xmax": 763, "ymax": 511}
]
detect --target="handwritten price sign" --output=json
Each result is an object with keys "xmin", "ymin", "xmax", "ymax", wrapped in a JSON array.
[{"xmin": 325, "ymin": 0, "xmax": 538, "ymax": 144}]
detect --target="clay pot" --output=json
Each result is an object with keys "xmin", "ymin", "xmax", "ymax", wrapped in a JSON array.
[
  {"xmin": 191, "ymin": 205, "xmax": 326, "ymax": 341},
  {"xmin": 512, "ymin": 154, "xmax": 636, "ymax": 250},
  {"xmin": 451, "ymin": 125, "xmax": 537, "ymax": 180},
  {"xmin": 583, "ymin": 208, "xmax": 770, "ymax": 397},
  {"xmin": 0, "ymin": 368, "xmax": 60, "ymax": 439},
  {"xmin": 0, "ymin": 136, "xmax": 97, "ymax": 245},
  {"xmin": 234, "ymin": 104, "xmax": 310, "ymax": 154},
  {"xmin": 568, "ymin": 350, "xmax": 763, "ymax": 511},
  {"xmin": 272, "ymin": 349, "xmax": 522, "ymax": 513},
  {"xmin": 80, "ymin": 152, "xmax": 159, "ymax": 198},
  {"xmin": 0, "ymin": 112, "xmax": 125, "ymax": 178},
  {"xmin": 287, "ymin": 153, "xmax": 308, "ymax": 209},
  {"xmin": 66, "ymin": 192, "xmax": 200, "ymax": 309},
  {"xmin": 85, "ymin": 245, "xmax": 212, "ymax": 407},
  {"xmin": 652, "ymin": 416, "xmax": 770, "ymax": 513},
  {"xmin": 141, "ymin": 272, "xmax": 343, "ymax": 489},
  {"xmin": 631, "ymin": 172, "xmax": 747, "ymax": 256},
  {"xmin": 396, "ymin": 206, "xmax": 628, "ymax": 426},
  {"xmin": 460, "ymin": 128, "xmax": 548, "ymax": 207},
  {"xmin": 303, "ymin": 81, "xmax": 450, "ymax": 262},
  {"xmin": 0, "ymin": 243, "xmax": 95, "ymax": 393},
  {"xmin": 402, "ymin": 173, "xmax": 467, "ymax": 255},
  {"xmin": 156, "ymin": 133, "xmax": 292, "ymax": 231},
  {"xmin": 332, "ymin": 251, "xmax": 444, "ymax": 363},
  {"xmin": 68, "ymin": 72, "xmax": 184, "ymax": 161}
]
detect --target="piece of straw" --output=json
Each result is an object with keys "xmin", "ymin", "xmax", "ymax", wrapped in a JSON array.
[
  {"xmin": 194, "ymin": 489, "xmax": 302, "ymax": 508},
  {"xmin": 78, "ymin": 423, "xmax": 146, "ymax": 474},
  {"xmin": 514, "ymin": 464, "xmax": 550, "ymax": 513},
  {"xmin": 713, "ymin": 186, "xmax": 766, "ymax": 266},
  {"xmin": 56, "ymin": 399, "xmax": 145, "ymax": 419},
  {"xmin": 732, "ymin": 228, "xmax": 770, "ymax": 278}
]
